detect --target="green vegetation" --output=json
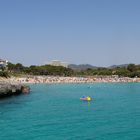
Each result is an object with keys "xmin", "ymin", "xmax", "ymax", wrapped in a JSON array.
[
  {"xmin": 6, "ymin": 62, "xmax": 140, "ymax": 78},
  {"xmin": 7, "ymin": 63, "xmax": 74, "ymax": 76},
  {"xmin": 78, "ymin": 64, "xmax": 140, "ymax": 78},
  {"xmin": 0, "ymin": 71, "xmax": 9, "ymax": 78}
]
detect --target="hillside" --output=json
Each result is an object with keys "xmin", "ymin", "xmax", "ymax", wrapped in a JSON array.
[{"xmin": 68, "ymin": 64, "xmax": 97, "ymax": 71}]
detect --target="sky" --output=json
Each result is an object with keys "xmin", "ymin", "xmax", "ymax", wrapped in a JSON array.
[{"xmin": 0, "ymin": 0, "xmax": 140, "ymax": 66}]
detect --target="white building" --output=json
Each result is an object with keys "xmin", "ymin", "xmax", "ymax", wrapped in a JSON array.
[
  {"xmin": 0, "ymin": 59, "xmax": 8, "ymax": 67},
  {"xmin": 49, "ymin": 60, "xmax": 68, "ymax": 68}
]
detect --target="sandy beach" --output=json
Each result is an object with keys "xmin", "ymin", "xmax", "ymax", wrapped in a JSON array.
[{"xmin": 6, "ymin": 75, "xmax": 140, "ymax": 84}]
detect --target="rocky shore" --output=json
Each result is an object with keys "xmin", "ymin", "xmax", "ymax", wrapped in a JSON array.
[
  {"xmin": 0, "ymin": 75, "xmax": 139, "ymax": 97},
  {"xmin": 11, "ymin": 75, "xmax": 140, "ymax": 84},
  {"xmin": 0, "ymin": 77, "xmax": 30, "ymax": 98}
]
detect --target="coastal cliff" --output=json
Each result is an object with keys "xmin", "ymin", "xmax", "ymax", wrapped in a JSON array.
[{"xmin": 0, "ymin": 77, "xmax": 30, "ymax": 98}]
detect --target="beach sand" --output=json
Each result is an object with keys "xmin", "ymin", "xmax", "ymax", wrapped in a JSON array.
[{"xmin": 7, "ymin": 75, "xmax": 140, "ymax": 84}]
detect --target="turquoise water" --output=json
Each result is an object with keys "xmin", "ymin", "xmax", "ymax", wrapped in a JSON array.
[{"xmin": 0, "ymin": 83, "xmax": 140, "ymax": 140}]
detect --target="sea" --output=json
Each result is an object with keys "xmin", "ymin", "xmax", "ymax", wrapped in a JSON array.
[{"xmin": 0, "ymin": 83, "xmax": 140, "ymax": 140}]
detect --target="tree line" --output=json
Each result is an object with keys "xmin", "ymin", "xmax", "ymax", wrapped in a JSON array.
[
  {"xmin": 7, "ymin": 63, "xmax": 73, "ymax": 76},
  {"xmin": 4, "ymin": 63, "xmax": 140, "ymax": 78}
]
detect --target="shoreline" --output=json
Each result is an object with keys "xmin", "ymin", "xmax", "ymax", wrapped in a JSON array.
[
  {"xmin": 0, "ymin": 77, "xmax": 30, "ymax": 98},
  {"xmin": 7, "ymin": 75, "xmax": 140, "ymax": 84},
  {"xmin": 0, "ymin": 75, "xmax": 139, "ymax": 97}
]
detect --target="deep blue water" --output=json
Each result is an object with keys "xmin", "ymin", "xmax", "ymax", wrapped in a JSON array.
[{"xmin": 0, "ymin": 83, "xmax": 140, "ymax": 140}]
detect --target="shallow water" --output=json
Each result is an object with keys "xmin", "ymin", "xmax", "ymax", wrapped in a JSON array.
[{"xmin": 0, "ymin": 83, "xmax": 140, "ymax": 140}]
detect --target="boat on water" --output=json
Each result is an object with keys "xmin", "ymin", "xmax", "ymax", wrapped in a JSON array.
[{"xmin": 80, "ymin": 96, "xmax": 92, "ymax": 101}]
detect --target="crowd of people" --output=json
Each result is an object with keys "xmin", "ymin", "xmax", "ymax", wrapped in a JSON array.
[{"xmin": 9, "ymin": 75, "xmax": 140, "ymax": 84}]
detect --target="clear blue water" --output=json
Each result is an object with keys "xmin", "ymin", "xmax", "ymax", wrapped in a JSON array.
[{"xmin": 0, "ymin": 83, "xmax": 140, "ymax": 140}]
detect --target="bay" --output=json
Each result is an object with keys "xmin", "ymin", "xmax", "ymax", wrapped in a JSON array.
[{"xmin": 0, "ymin": 83, "xmax": 140, "ymax": 140}]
